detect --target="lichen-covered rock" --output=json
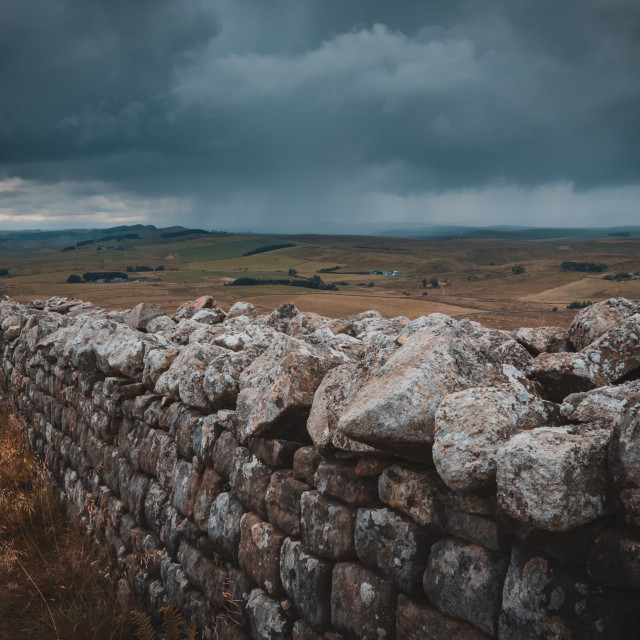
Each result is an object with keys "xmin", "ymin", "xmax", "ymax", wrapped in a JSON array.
[
  {"xmin": 335, "ymin": 314, "xmax": 521, "ymax": 461},
  {"xmin": 239, "ymin": 512, "xmax": 286, "ymax": 597},
  {"xmin": 127, "ymin": 303, "xmax": 166, "ymax": 331},
  {"xmin": 609, "ymin": 403, "xmax": 640, "ymax": 524},
  {"xmin": 265, "ymin": 470, "xmax": 308, "ymax": 537},
  {"xmin": 246, "ymin": 588, "xmax": 292, "ymax": 640},
  {"xmin": 424, "ymin": 537, "xmax": 509, "ymax": 636},
  {"xmin": 497, "ymin": 426, "xmax": 610, "ymax": 531},
  {"xmin": 378, "ymin": 464, "xmax": 443, "ymax": 528},
  {"xmin": 568, "ymin": 297, "xmax": 640, "ymax": 350},
  {"xmin": 207, "ymin": 492, "xmax": 245, "ymax": 563},
  {"xmin": 300, "ymin": 491, "xmax": 357, "ymax": 560},
  {"xmin": 236, "ymin": 334, "xmax": 346, "ymax": 441},
  {"xmin": 433, "ymin": 382, "xmax": 559, "ymax": 493},
  {"xmin": 516, "ymin": 326, "xmax": 572, "ymax": 355},
  {"xmin": 227, "ymin": 301, "xmax": 258, "ymax": 321},
  {"xmin": 561, "ymin": 381, "xmax": 640, "ymax": 423},
  {"xmin": 331, "ymin": 562, "xmax": 397, "ymax": 640},
  {"xmin": 155, "ymin": 343, "xmax": 225, "ymax": 410},
  {"xmin": 280, "ymin": 538, "xmax": 333, "ymax": 632},
  {"xmin": 355, "ymin": 507, "xmax": 436, "ymax": 595},
  {"xmin": 172, "ymin": 295, "xmax": 218, "ymax": 321},
  {"xmin": 315, "ymin": 459, "xmax": 378, "ymax": 506}
]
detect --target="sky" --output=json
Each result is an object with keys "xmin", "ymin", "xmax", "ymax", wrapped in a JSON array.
[{"xmin": 1, "ymin": 0, "xmax": 639, "ymax": 232}]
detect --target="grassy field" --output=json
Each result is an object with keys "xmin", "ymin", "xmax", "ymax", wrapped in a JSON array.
[{"xmin": 1, "ymin": 228, "xmax": 639, "ymax": 329}]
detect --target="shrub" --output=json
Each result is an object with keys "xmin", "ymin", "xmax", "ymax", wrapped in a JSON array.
[
  {"xmin": 567, "ymin": 300, "xmax": 592, "ymax": 310},
  {"xmin": 66, "ymin": 274, "xmax": 82, "ymax": 283},
  {"xmin": 511, "ymin": 265, "xmax": 525, "ymax": 274}
]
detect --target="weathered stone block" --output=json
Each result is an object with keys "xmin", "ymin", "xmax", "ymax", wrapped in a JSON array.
[
  {"xmin": 246, "ymin": 588, "xmax": 292, "ymax": 640},
  {"xmin": 239, "ymin": 512, "xmax": 286, "ymax": 597},
  {"xmin": 301, "ymin": 491, "xmax": 357, "ymax": 560},
  {"xmin": 355, "ymin": 507, "xmax": 436, "ymax": 596},
  {"xmin": 249, "ymin": 437, "xmax": 299, "ymax": 469},
  {"xmin": 213, "ymin": 430, "xmax": 241, "ymax": 479},
  {"xmin": 280, "ymin": 538, "xmax": 333, "ymax": 632},
  {"xmin": 331, "ymin": 562, "xmax": 396, "ymax": 640},
  {"xmin": 292, "ymin": 446, "xmax": 322, "ymax": 486},
  {"xmin": 144, "ymin": 481, "xmax": 168, "ymax": 536},
  {"xmin": 424, "ymin": 537, "xmax": 508, "ymax": 636},
  {"xmin": 497, "ymin": 426, "xmax": 609, "ymax": 531},
  {"xmin": 177, "ymin": 540, "xmax": 229, "ymax": 609},
  {"xmin": 378, "ymin": 464, "xmax": 443, "ymax": 528},
  {"xmin": 207, "ymin": 492, "xmax": 246, "ymax": 562},
  {"xmin": 396, "ymin": 594, "xmax": 490, "ymax": 640},
  {"xmin": 229, "ymin": 448, "xmax": 273, "ymax": 520},
  {"xmin": 315, "ymin": 459, "xmax": 378, "ymax": 506},
  {"xmin": 433, "ymin": 382, "xmax": 559, "ymax": 493},
  {"xmin": 193, "ymin": 467, "xmax": 224, "ymax": 532},
  {"xmin": 266, "ymin": 470, "xmax": 309, "ymax": 537},
  {"xmin": 444, "ymin": 507, "xmax": 507, "ymax": 552},
  {"xmin": 172, "ymin": 460, "xmax": 202, "ymax": 518}
]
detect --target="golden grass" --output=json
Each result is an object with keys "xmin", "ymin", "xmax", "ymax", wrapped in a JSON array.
[{"xmin": 0, "ymin": 405, "xmax": 133, "ymax": 640}]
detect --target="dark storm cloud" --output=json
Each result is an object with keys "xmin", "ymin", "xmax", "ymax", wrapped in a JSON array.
[{"xmin": 0, "ymin": 0, "xmax": 639, "ymax": 229}]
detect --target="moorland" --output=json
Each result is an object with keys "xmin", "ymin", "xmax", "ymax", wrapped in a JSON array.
[{"xmin": 1, "ymin": 224, "xmax": 639, "ymax": 330}]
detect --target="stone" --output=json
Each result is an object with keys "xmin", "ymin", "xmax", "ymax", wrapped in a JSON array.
[
  {"xmin": 587, "ymin": 526, "xmax": 640, "ymax": 590},
  {"xmin": 173, "ymin": 296, "xmax": 218, "ymax": 321},
  {"xmin": 142, "ymin": 347, "xmax": 179, "ymax": 388},
  {"xmin": 433, "ymin": 382, "xmax": 559, "ymax": 493},
  {"xmin": 291, "ymin": 620, "xmax": 324, "ymax": 640},
  {"xmin": 497, "ymin": 426, "xmax": 610, "ymax": 531},
  {"xmin": 155, "ymin": 343, "xmax": 224, "ymax": 410},
  {"xmin": 378, "ymin": 465, "xmax": 443, "ymax": 528},
  {"xmin": 527, "ymin": 352, "xmax": 601, "ymax": 401},
  {"xmin": 127, "ymin": 303, "xmax": 166, "ymax": 332},
  {"xmin": 227, "ymin": 301, "xmax": 258, "ymax": 320},
  {"xmin": 355, "ymin": 507, "xmax": 436, "ymax": 595},
  {"xmin": 246, "ymin": 588, "xmax": 292, "ymax": 640},
  {"xmin": 236, "ymin": 334, "xmax": 346, "ymax": 441},
  {"xmin": 192, "ymin": 467, "xmax": 224, "ymax": 531},
  {"xmin": 248, "ymin": 438, "xmax": 299, "ymax": 469},
  {"xmin": 266, "ymin": 470, "xmax": 309, "ymax": 537},
  {"xmin": 238, "ymin": 512, "xmax": 286, "ymax": 597},
  {"xmin": 292, "ymin": 447, "xmax": 323, "ymax": 486},
  {"xmin": 172, "ymin": 460, "xmax": 202, "ymax": 518},
  {"xmin": 568, "ymin": 297, "xmax": 640, "ymax": 350},
  {"xmin": 280, "ymin": 538, "xmax": 333, "ymax": 632},
  {"xmin": 207, "ymin": 492, "xmax": 246, "ymax": 563},
  {"xmin": 336, "ymin": 315, "xmax": 518, "ymax": 461},
  {"xmin": 192, "ymin": 307, "xmax": 227, "ymax": 325},
  {"xmin": 396, "ymin": 595, "xmax": 490, "ymax": 640},
  {"xmin": 331, "ymin": 562, "xmax": 396, "ymax": 640},
  {"xmin": 561, "ymin": 381, "xmax": 640, "ymax": 423},
  {"xmin": 609, "ymin": 403, "xmax": 640, "ymax": 504},
  {"xmin": 300, "ymin": 491, "xmax": 357, "ymax": 560},
  {"xmin": 424, "ymin": 537, "xmax": 509, "ymax": 636},
  {"xmin": 516, "ymin": 326, "xmax": 573, "ymax": 355},
  {"xmin": 500, "ymin": 542, "xmax": 640, "ymax": 639},
  {"xmin": 177, "ymin": 541, "xmax": 229, "ymax": 609},
  {"xmin": 212, "ymin": 429, "xmax": 240, "ymax": 478},
  {"xmin": 443, "ymin": 507, "xmax": 507, "ymax": 552},
  {"xmin": 146, "ymin": 315, "xmax": 176, "ymax": 333},
  {"xmin": 229, "ymin": 448, "xmax": 273, "ymax": 520},
  {"xmin": 315, "ymin": 459, "xmax": 379, "ymax": 506}
]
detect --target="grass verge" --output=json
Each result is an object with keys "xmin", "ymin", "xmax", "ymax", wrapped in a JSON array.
[{"xmin": 0, "ymin": 403, "xmax": 132, "ymax": 640}]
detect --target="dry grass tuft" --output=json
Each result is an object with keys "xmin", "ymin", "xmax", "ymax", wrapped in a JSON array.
[{"xmin": 0, "ymin": 403, "xmax": 133, "ymax": 639}]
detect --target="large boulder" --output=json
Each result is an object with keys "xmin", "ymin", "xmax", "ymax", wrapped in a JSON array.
[
  {"xmin": 433, "ymin": 381, "xmax": 559, "ymax": 493},
  {"xmin": 333, "ymin": 314, "xmax": 522, "ymax": 461},
  {"xmin": 516, "ymin": 326, "xmax": 572, "ymax": 355},
  {"xmin": 497, "ymin": 426, "xmax": 610, "ymax": 531},
  {"xmin": 568, "ymin": 297, "xmax": 640, "ymax": 350},
  {"xmin": 235, "ymin": 334, "xmax": 347, "ymax": 441},
  {"xmin": 127, "ymin": 303, "xmax": 166, "ymax": 331}
]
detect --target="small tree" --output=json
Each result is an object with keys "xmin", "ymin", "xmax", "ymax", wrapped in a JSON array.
[
  {"xmin": 66, "ymin": 274, "xmax": 82, "ymax": 283},
  {"xmin": 511, "ymin": 265, "xmax": 525, "ymax": 274},
  {"xmin": 429, "ymin": 278, "xmax": 440, "ymax": 288},
  {"xmin": 421, "ymin": 278, "xmax": 427, "ymax": 288},
  {"xmin": 288, "ymin": 268, "xmax": 298, "ymax": 277}
]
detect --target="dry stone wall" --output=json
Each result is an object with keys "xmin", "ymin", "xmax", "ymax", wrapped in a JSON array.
[{"xmin": 1, "ymin": 294, "xmax": 640, "ymax": 639}]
